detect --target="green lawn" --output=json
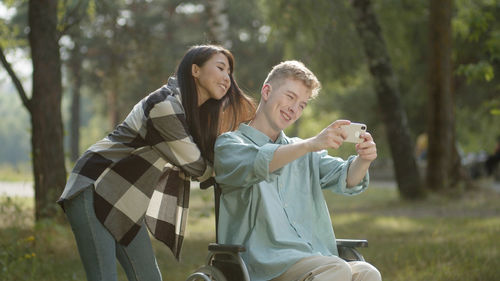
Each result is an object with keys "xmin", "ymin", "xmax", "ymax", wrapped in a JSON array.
[
  {"xmin": 1, "ymin": 183, "xmax": 499, "ymax": 281},
  {"xmin": 0, "ymin": 163, "xmax": 33, "ymax": 182}
]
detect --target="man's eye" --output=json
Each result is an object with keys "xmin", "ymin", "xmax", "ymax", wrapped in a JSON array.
[{"xmin": 217, "ymin": 67, "xmax": 224, "ymax": 71}]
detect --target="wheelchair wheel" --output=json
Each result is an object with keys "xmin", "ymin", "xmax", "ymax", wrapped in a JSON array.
[{"xmin": 185, "ymin": 265, "xmax": 227, "ymax": 281}]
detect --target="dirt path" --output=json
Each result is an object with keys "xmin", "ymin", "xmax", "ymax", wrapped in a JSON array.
[
  {"xmin": 0, "ymin": 181, "xmax": 34, "ymax": 197},
  {"xmin": 0, "ymin": 179, "xmax": 498, "ymax": 198}
]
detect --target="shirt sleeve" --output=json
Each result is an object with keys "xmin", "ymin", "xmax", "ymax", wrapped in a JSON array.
[
  {"xmin": 318, "ymin": 152, "xmax": 369, "ymax": 195},
  {"xmin": 214, "ymin": 133, "xmax": 281, "ymax": 188},
  {"xmin": 147, "ymin": 96, "xmax": 208, "ymax": 179}
]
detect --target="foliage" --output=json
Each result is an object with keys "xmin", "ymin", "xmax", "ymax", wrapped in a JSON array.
[
  {"xmin": 371, "ymin": 0, "xmax": 429, "ymax": 137},
  {"xmin": 0, "ymin": 88, "xmax": 30, "ymax": 165},
  {"xmin": 225, "ymin": 0, "xmax": 284, "ymax": 95},
  {"xmin": 57, "ymin": 0, "xmax": 280, "ymax": 141},
  {"xmin": 0, "ymin": 0, "xmax": 28, "ymax": 49},
  {"xmin": 0, "ymin": 0, "xmax": 499, "ymax": 170},
  {"xmin": 452, "ymin": 0, "xmax": 500, "ymax": 153},
  {"xmin": 259, "ymin": 0, "xmax": 427, "ymax": 160},
  {"xmin": 454, "ymin": 0, "xmax": 500, "ymax": 78}
]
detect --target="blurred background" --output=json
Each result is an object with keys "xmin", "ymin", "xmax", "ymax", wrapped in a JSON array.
[{"xmin": 0, "ymin": 0, "xmax": 499, "ymax": 280}]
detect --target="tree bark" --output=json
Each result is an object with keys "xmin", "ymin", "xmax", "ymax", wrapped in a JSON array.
[
  {"xmin": 206, "ymin": 0, "xmax": 229, "ymax": 47},
  {"xmin": 427, "ymin": 0, "xmax": 461, "ymax": 191},
  {"xmin": 106, "ymin": 19, "xmax": 121, "ymax": 131},
  {"xmin": 29, "ymin": 0, "xmax": 67, "ymax": 220},
  {"xmin": 107, "ymin": 85, "xmax": 120, "ymax": 130},
  {"xmin": 0, "ymin": 47, "xmax": 31, "ymax": 110},
  {"xmin": 351, "ymin": 0, "xmax": 425, "ymax": 199},
  {"xmin": 70, "ymin": 42, "xmax": 83, "ymax": 162}
]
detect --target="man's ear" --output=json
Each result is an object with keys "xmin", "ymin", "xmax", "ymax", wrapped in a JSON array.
[
  {"xmin": 192, "ymin": 64, "xmax": 200, "ymax": 78},
  {"xmin": 261, "ymin": 84, "xmax": 272, "ymax": 101}
]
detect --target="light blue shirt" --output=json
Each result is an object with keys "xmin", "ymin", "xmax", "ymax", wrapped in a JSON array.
[{"xmin": 214, "ymin": 124, "xmax": 369, "ymax": 281}]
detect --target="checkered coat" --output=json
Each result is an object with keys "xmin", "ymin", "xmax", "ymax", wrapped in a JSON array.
[{"xmin": 59, "ymin": 77, "xmax": 212, "ymax": 259}]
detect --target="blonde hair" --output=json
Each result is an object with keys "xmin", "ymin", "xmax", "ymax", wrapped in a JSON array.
[{"xmin": 263, "ymin": 60, "xmax": 321, "ymax": 98}]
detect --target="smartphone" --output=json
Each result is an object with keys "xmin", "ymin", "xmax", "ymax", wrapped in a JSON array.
[{"xmin": 341, "ymin": 123, "xmax": 367, "ymax": 143}]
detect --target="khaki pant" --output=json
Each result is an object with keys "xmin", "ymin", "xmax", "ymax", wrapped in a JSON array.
[{"xmin": 271, "ymin": 256, "xmax": 381, "ymax": 281}]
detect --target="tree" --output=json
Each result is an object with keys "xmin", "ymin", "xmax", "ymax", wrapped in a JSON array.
[
  {"xmin": 351, "ymin": 0, "xmax": 424, "ymax": 199},
  {"xmin": 258, "ymin": 0, "xmax": 424, "ymax": 198},
  {"xmin": 0, "ymin": 0, "xmax": 90, "ymax": 220},
  {"xmin": 427, "ymin": 0, "xmax": 469, "ymax": 192},
  {"xmin": 68, "ymin": 36, "xmax": 84, "ymax": 162},
  {"xmin": 206, "ymin": 0, "xmax": 229, "ymax": 46},
  {"xmin": 29, "ymin": 0, "xmax": 66, "ymax": 219},
  {"xmin": 452, "ymin": 0, "xmax": 500, "ymax": 154},
  {"xmin": 0, "ymin": 0, "xmax": 66, "ymax": 220},
  {"xmin": 57, "ymin": 1, "xmax": 94, "ymax": 162}
]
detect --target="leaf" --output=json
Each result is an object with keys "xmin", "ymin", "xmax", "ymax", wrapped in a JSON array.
[{"xmin": 490, "ymin": 109, "xmax": 500, "ymax": 116}]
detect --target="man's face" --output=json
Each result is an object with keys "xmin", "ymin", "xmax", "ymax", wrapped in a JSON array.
[{"xmin": 262, "ymin": 78, "xmax": 311, "ymax": 133}]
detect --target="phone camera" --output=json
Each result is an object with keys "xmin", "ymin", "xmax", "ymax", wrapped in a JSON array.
[{"xmin": 361, "ymin": 126, "xmax": 366, "ymax": 130}]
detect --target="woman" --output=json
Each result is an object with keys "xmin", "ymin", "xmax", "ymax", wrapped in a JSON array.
[{"xmin": 58, "ymin": 45, "xmax": 255, "ymax": 281}]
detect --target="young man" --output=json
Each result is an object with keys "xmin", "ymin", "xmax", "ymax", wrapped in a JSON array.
[{"xmin": 214, "ymin": 60, "xmax": 381, "ymax": 281}]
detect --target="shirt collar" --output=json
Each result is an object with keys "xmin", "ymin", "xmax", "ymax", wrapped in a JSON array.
[{"xmin": 238, "ymin": 123, "xmax": 288, "ymax": 145}]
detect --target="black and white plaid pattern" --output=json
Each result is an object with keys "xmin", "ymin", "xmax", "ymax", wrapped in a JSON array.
[
  {"xmin": 145, "ymin": 165, "xmax": 190, "ymax": 259},
  {"xmin": 59, "ymin": 77, "xmax": 212, "ymax": 259}
]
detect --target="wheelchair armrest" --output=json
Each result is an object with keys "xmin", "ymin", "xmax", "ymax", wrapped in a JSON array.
[
  {"xmin": 208, "ymin": 243, "xmax": 246, "ymax": 254},
  {"xmin": 336, "ymin": 239, "xmax": 368, "ymax": 248},
  {"xmin": 336, "ymin": 239, "xmax": 368, "ymax": 262}
]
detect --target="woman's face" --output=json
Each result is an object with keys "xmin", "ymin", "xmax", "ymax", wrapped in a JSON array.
[{"xmin": 192, "ymin": 52, "xmax": 231, "ymax": 106}]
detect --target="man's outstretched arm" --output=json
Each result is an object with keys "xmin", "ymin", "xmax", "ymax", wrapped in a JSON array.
[
  {"xmin": 270, "ymin": 120, "xmax": 377, "ymax": 188},
  {"xmin": 269, "ymin": 120, "xmax": 350, "ymax": 172}
]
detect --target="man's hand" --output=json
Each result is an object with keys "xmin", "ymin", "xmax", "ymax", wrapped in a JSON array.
[
  {"xmin": 355, "ymin": 132, "xmax": 377, "ymax": 162},
  {"xmin": 347, "ymin": 132, "xmax": 377, "ymax": 187},
  {"xmin": 307, "ymin": 120, "xmax": 351, "ymax": 151}
]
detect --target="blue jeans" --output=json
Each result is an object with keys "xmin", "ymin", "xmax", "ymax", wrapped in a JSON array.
[{"xmin": 64, "ymin": 187, "xmax": 162, "ymax": 281}]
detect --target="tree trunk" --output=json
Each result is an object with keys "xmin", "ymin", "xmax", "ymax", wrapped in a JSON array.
[
  {"xmin": 107, "ymin": 87, "xmax": 120, "ymax": 130},
  {"xmin": 427, "ymin": 0, "xmax": 465, "ymax": 191},
  {"xmin": 206, "ymin": 0, "xmax": 229, "ymax": 47},
  {"xmin": 29, "ymin": 0, "xmax": 67, "ymax": 220},
  {"xmin": 70, "ymin": 42, "xmax": 83, "ymax": 162},
  {"xmin": 106, "ymin": 19, "xmax": 121, "ymax": 131},
  {"xmin": 351, "ymin": 0, "xmax": 425, "ymax": 199}
]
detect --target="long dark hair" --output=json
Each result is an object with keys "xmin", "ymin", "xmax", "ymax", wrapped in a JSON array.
[{"xmin": 176, "ymin": 45, "xmax": 255, "ymax": 164}]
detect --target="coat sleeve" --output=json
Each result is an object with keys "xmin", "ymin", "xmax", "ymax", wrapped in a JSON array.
[{"xmin": 147, "ymin": 95, "xmax": 210, "ymax": 179}]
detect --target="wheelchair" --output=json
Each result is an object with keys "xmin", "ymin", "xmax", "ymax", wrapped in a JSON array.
[{"xmin": 186, "ymin": 184, "xmax": 369, "ymax": 281}]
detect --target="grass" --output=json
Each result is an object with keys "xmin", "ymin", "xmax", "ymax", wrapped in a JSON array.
[
  {"xmin": 1, "ymin": 183, "xmax": 499, "ymax": 281},
  {"xmin": 326, "ymin": 183, "xmax": 500, "ymax": 281},
  {"xmin": 0, "ymin": 163, "xmax": 33, "ymax": 182}
]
